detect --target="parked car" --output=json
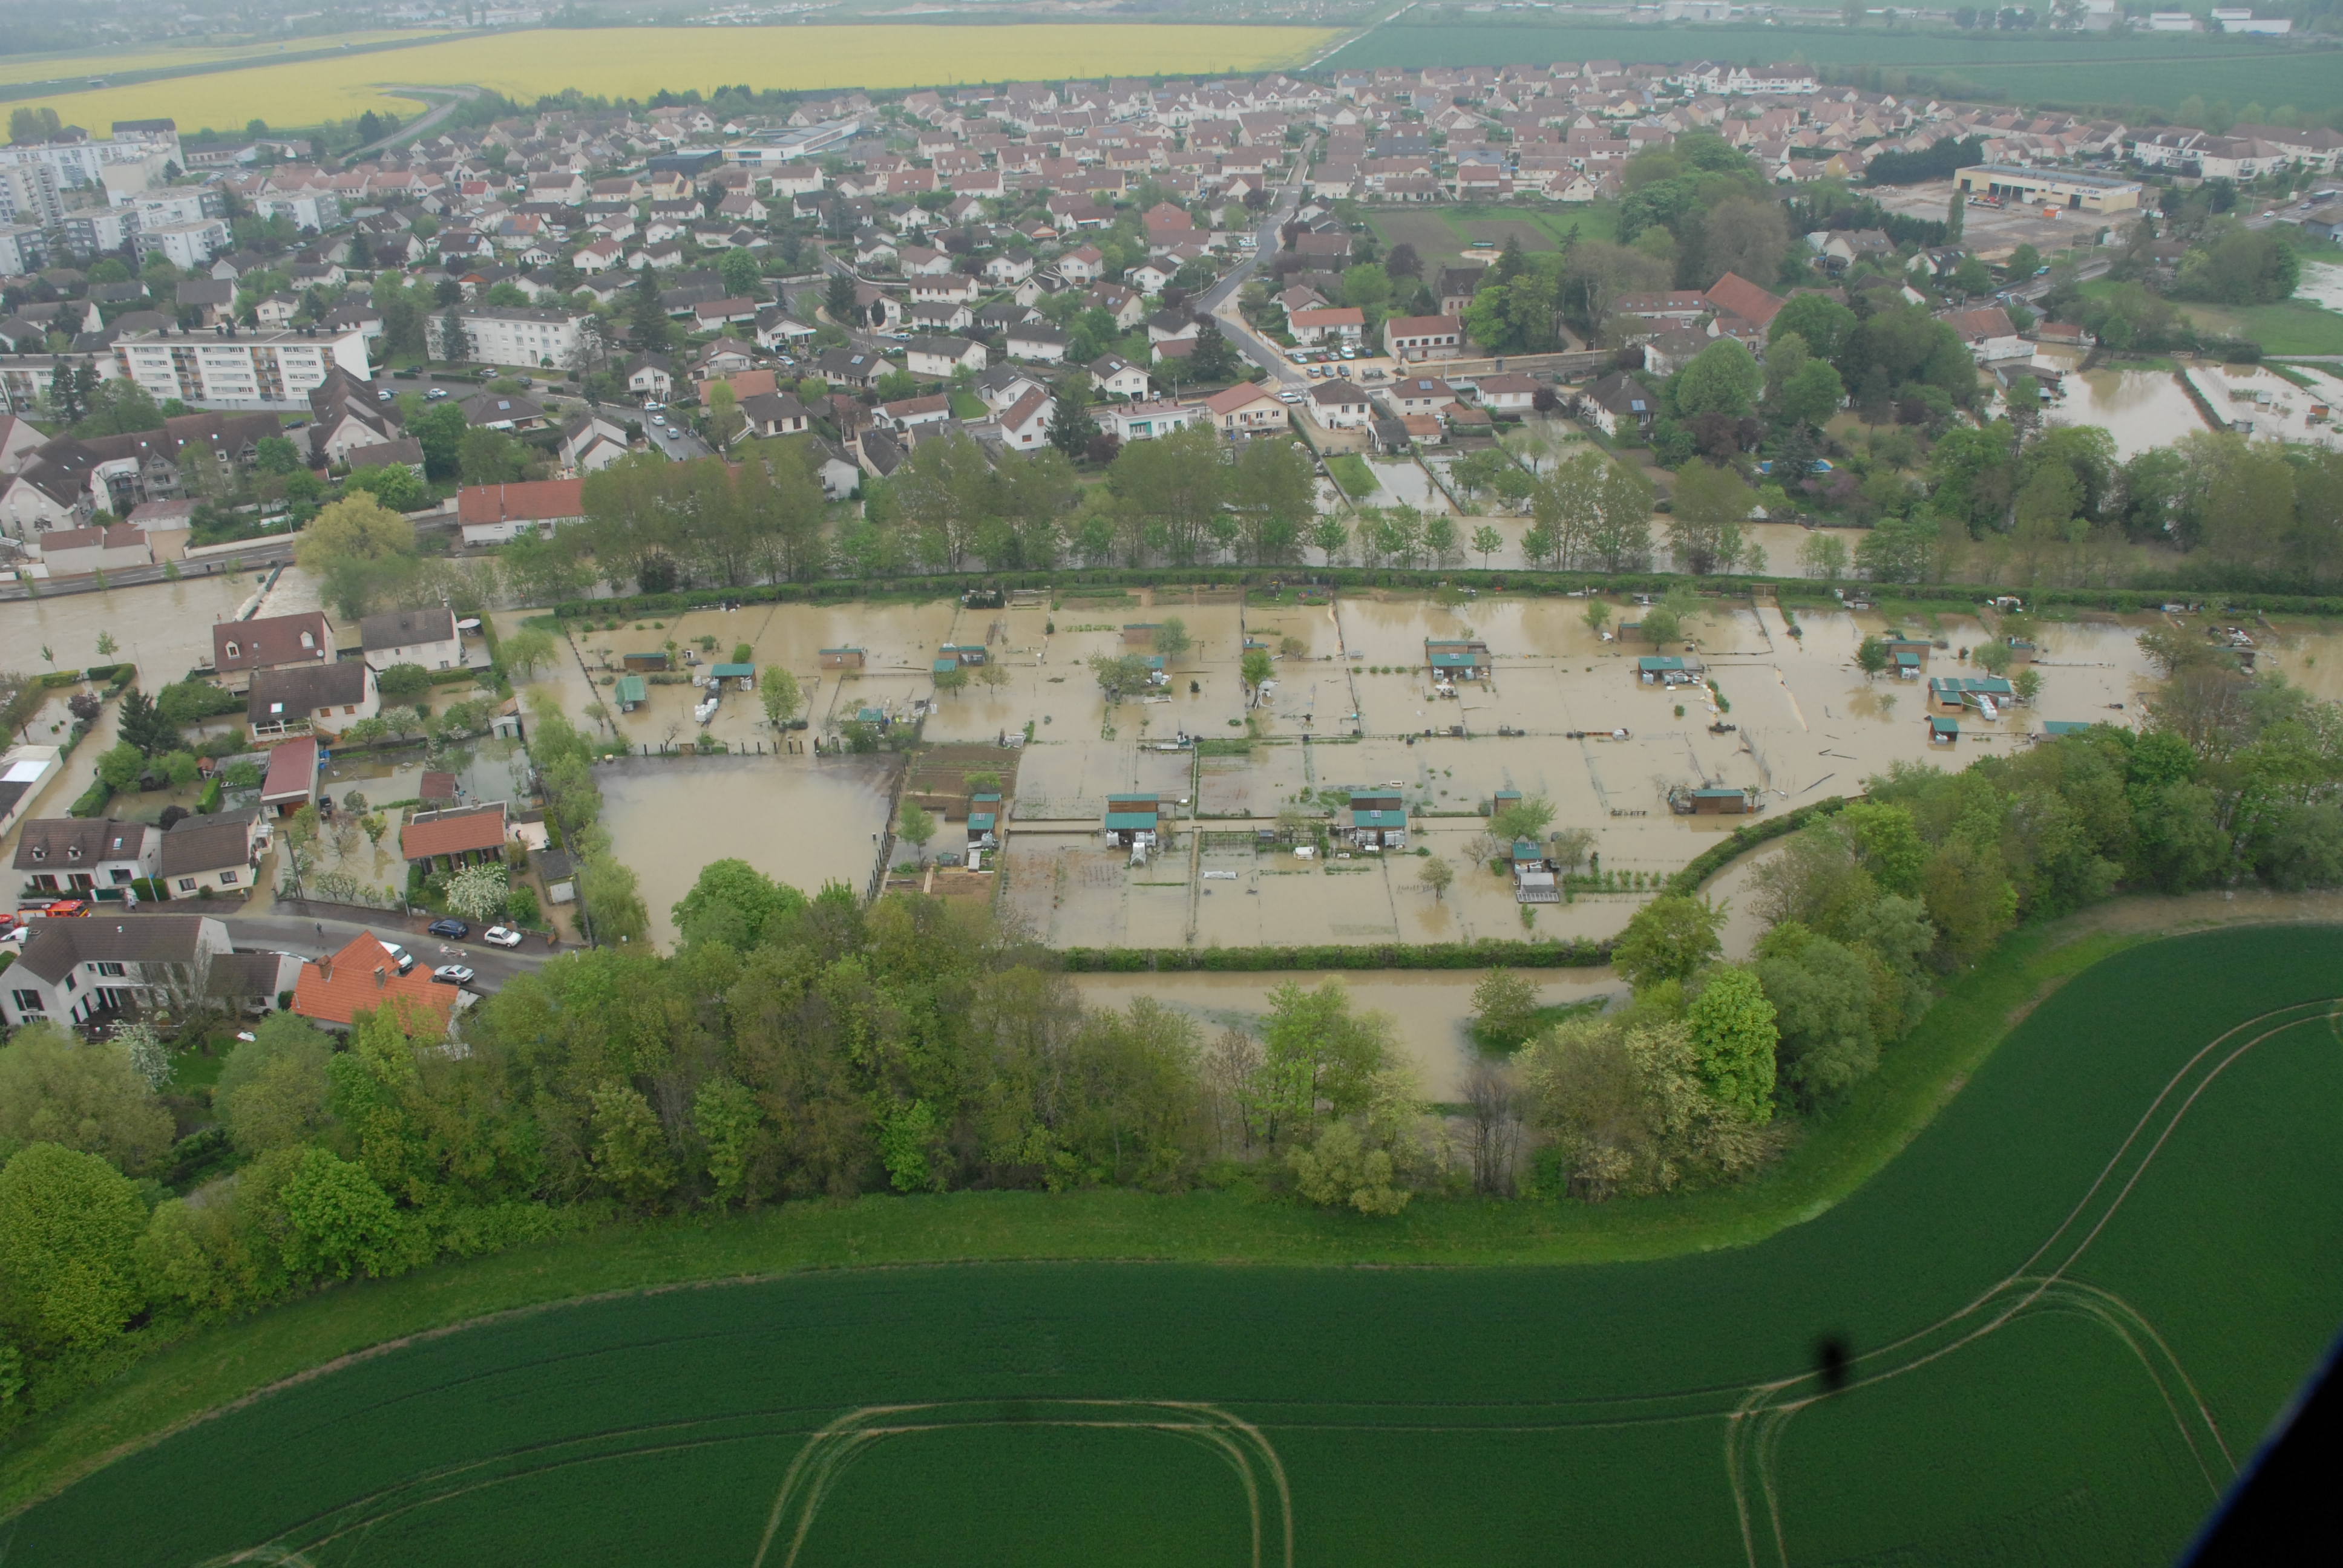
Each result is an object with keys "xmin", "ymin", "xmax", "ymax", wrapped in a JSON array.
[
  {"xmin": 378, "ymin": 388, "xmax": 395, "ymax": 402},
  {"xmin": 431, "ymin": 964, "xmax": 475, "ymax": 987},
  {"xmin": 651, "ymin": 413, "xmax": 666, "ymax": 425},
  {"xmin": 378, "ymin": 939, "xmax": 415, "ymax": 973},
  {"xmin": 427, "ymin": 918, "xmax": 470, "ymax": 939},
  {"xmin": 425, "ymin": 387, "xmax": 448, "ymax": 400},
  {"xmin": 482, "ymin": 926, "xmax": 524, "ymax": 949}
]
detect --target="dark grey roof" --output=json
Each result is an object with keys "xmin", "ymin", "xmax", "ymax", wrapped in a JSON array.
[
  {"xmin": 15, "ymin": 913, "xmax": 212, "ymax": 984},
  {"xmin": 247, "ymin": 661, "xmax": 371, "ymax": 720},
  {"xmin": 159, "ymin": 817, "xmax": 257, "ymax": 877},
  {"xmin": 206, "ymin": 950, "xmax": 286, "ymax": 999},
  {"xmin": 12, "ymin": 817, "xmax": 151, "ymax": 873},
  {"xmin": 359, "ymin": 606, "xmax": 457, "ymax": 650}
]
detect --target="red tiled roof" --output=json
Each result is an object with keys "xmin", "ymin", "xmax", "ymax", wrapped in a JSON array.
[
  {"xmin": 1704, "ymin": 272, "xmax": 1786, "ymax": 330},
  {"xmin": 456, "ymin": 479, "xmax": 585, "ymax": 526},
  {"xmin": 293, "ymin": 933, "xmax": 454, "ymax": 1031},
  {"xmin": 399, "ymin": 801, "xmax": 507, "ymax": 861}
]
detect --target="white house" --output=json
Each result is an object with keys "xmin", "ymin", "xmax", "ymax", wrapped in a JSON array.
[
  {"xmin": 1202, "ymin": 381, "xmax": 1289, "ymax": 436},
  {"xmin": 360, "ymin": 606, "xmax": 473, "ymax": 672},
  {"xmin": 1006, "ymin": 323, "xmax": 1071, "ymax": 364},
  {"xmin": 159, "ymin": 812, "xmax": 268, "ymax": 900},
  {"xmin": 1474, "ymin": 371, "xmax": 1542, "ymax": 415},
  {"xmin": 905, "ymin": 335, "xmax": 987, "ymax": 377},
  {"xmin": 1090, "ymin": 354, "xmax": 1152, "ymax": 399},
  {"xmin": 1309, "ymin": 379, "xmax": 1373, "ymax": 430},
  {"xmin": 998, "ymin": 386, "xmax": 1054, "ymax": 450},
  {"xmin": 0, "ymin": 913, "xmax": 235, "ymax": 1029},
  {"xmin": 1289, "ymin": 305, "xmax": 1365, "ymax": 345},
  {"xmin": 11, "ymin": 818, "xmax": 159, "ymax": 909},
  {"xmin": 1105, "ymin": 397, "xmax": 1204, "ymax": 442}
]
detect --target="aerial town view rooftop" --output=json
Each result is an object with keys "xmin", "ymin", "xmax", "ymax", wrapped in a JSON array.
[{"xmin": 0, "ymin": 2, "xmax": 2340, "ymax": 1561}]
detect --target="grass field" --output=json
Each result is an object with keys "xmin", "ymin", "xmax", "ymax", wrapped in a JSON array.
[
  {"xmin": 0, "ymin": 31, "xmax": 450, "ymax": 89},
  {"xmin": 2074, "ymin": 277, "xmax": 2343, "ymax": 357},
  {"xmin": 10, "ymin": 24, "xmax": 1339, "ymax": 135},
  {"xmin": 1371, "ymin": 202, "xmax": 1620, "ymax": 272},
  {"xmin": 1324, "ymin": 22, "xmax": 2343, "ymax": 115},
  {"xmin": 7, "ymin": 923, "xmax": 2342, "ymax": 1564}
]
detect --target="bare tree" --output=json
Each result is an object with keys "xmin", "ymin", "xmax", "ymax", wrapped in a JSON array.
[
  {"xmin": 1202, "ymin": 1027, "xmax": 1263, "ymax": 1155},
  {"xmin": 1461, "ymin": 1056, "xmax": 1522, "ymax": 1197}
]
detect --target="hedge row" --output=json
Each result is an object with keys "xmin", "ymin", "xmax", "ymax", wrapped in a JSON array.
[
  {"xmin": 1056, "ymin": 936, "xmax": 1613, "ymax": 973},
  {"xmin": 532, "ymin": 567, "xmax": 2343, "ymax": 623},
  {"xmin": 1664, "ymin": 795, "xmax": 1852, "ymax": 898}
]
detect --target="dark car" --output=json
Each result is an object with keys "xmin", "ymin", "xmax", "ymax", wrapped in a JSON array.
[{"xmin": 427, "ymin": 918, "xmax": 470, "ymax": 939}]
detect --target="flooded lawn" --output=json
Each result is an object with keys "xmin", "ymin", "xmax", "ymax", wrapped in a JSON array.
[
  {"xmin": 2184, "ymin": 362, "xmax": 2342, "ymax": 451},
  {"xmin": 2049, "ymin": 367, "xmax": 2210, "ymax": 459},
  {"xmin": 1069, "ymin": 969, "xmax": 1620, "ymax": 1100},
  {"xmin": 1, "ymin": 562, "xmax": 323, "ymax": 682},
  {"xmin": 597, "ymin": 752, "xmax": 898, "ymax": 945}
]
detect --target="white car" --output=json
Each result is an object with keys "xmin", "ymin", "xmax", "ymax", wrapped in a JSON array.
[
  {"xmin": 378, "ymin": 939, "xmax": 415, "ymax": 973},
  {"xmin": 482, "ymin": 926, "xmax": 524, "ymax": 949},
  {"xmin": 425, "ymin": 387, "xmax": 448, "ymax": 400},
  {"xmin": 651, "ymin": 413, "xmax": 666, "ymax": 425}
]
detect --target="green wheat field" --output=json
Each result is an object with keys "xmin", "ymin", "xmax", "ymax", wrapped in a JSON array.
[{"xmin": 10, "ymin": 926, "xmax": 2343, "ymax": 1566}]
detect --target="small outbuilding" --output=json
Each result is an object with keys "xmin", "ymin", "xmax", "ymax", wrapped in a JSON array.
[
  {"xmin": 820, "ymin": 647, "xmax": 867, "ymax": 670},
  {"xmin": 1930, "ymin": 714, "xmax": 1961, "ymax": 745},
  {"xmin": 1104, "ymin": 794, "xmax": 1161, "ymax": 848}
]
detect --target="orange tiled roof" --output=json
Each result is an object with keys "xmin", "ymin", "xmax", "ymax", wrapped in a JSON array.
[{"xmin": 292, "ymin": 933, "xmax": 454, "ymax": 1030}]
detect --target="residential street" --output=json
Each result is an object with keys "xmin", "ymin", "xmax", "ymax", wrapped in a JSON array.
[
  {"xmin": 220, "ymin": 910, "xmax": 562, "ymax": 996},
  {"xmin": 1204, "ymin": 133, "xmax": 1316, "ymax": 391}
]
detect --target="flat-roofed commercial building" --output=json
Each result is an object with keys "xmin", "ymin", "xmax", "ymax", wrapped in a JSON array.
[{"xmin": 1953, "ymin": 165, "xmax": 2142, "ymax": 214}]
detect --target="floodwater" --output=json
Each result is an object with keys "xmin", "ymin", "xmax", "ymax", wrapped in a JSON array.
[
  {"xmin": 2295, "ymin": 261, "xmax": 2343, "ymax": 313},
  {"xmin": 2184, "ymin": 363, "xmax": 2341, "ymax": 451},
  {"xmin": 1068, "ymin": 968, "xmax": 1620, "ymax": 1100},
  {"xmin": 994, "ymin": 591, "xmax": 2212, "ymax": 950},
  {"xmin": 595, "ymin": 751, "xmax": 897, "ymax": 945},
  {"xmin": 1, "ymin": 561, "xmax": 322, "ymax": 684},
  {"xmin": 2049, "ymin": 367, "xmax": 2210, "ymax": 459}
]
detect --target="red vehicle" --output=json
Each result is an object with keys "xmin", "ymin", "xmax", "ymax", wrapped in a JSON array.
[{"xmin": 36, "ymin": 900, "xmax": 91, "ymax": 919}]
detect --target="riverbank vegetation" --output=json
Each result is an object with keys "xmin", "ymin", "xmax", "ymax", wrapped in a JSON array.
[{"xmin": 5, "ymin": 632, "xmax": 2341, "ymax": 1439}]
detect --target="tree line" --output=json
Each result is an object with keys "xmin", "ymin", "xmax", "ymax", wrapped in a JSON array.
[{"xmin": 5, "ymin": 659, "xmax": 2341, "ymax": 1416}]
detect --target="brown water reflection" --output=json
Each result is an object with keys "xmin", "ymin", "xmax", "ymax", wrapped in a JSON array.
[{"xmin": 596, "ymin": 752, "xmax": 897, "ymax": 946}]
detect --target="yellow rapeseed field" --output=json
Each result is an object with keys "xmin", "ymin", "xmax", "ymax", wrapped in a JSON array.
[
  {"xmin": 0, "ymin": 31, "xmax": 450, "ymax": 89},
  {"xmin": 10, "ymin": 24, "xmax": 1337, "ymax": 136}
]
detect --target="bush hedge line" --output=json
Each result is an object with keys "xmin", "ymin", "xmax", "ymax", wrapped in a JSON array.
[
  {"xmin": 533, "ymin": 567, "xmax": 2343, "ymax": 623},
  {"xmin": 1663, "ymin": 795, "xmax": 1851, "ymax": 898},
  {"xmin": 1057, "ymin": 936, "xmax": 1613, "ymax": 973}
]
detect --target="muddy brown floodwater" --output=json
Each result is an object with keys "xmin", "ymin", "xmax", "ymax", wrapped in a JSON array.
[
  {"xmin": 1068, "ymin": 968, "xmax": 1622, "ymax": 1100},
  {"xmin": 594, "ymin": 752, "xmax": 898, "ymax": 946}
]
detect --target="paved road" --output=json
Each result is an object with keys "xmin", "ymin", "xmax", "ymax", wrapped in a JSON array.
[
  {"xmin": 224, "ymin": 910, "xmax": 560, "ymax": 996},
  {"xmin": 348, "ymin": 84, "xmax": 481, "ymax": 158},
  {"xmin": 1202, "ymin": 134, "xmax": 1317, "ymax": 391}
]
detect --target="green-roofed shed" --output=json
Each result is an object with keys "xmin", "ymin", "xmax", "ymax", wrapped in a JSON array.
[
  {"xmin": 1930, "ymin": 714, "xmax": 1961, "ymax": 743},
  {"xmin": 2041, "ymin": 720, "xmax": 2091, "ymax": 736},
  {"xmin": 710, "ymin": 662, "xmax": 755, "ymax": 684},
  {"xmin": 614, "ymin": 674, "xmax": 647, "ymax": 711}
]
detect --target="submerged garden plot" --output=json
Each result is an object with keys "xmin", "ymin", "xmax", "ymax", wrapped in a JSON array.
[{"xmin": 11, "ymin": 925, "xmax": 2342, "ymax": 1566}]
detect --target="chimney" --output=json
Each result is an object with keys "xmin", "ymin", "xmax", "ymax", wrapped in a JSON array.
[
  {"xmin": 318, "ymin": 953, "xmax": 332, "ymax": 982},
  {"xmin": 375, "ymin": 966, "xmax": 387, "ymax": 988}
]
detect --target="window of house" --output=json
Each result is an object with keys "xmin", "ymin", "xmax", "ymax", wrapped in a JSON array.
[
  {"xmin": 70, "ymin": 873, "xmax": 93, "ymax": 890},
  {"xmin": 30, "ymin": 873, "xmax": 57, "ymax": 892},
  {"xmin": 179, "ymin": 877, "xmax": 197, "ymax": 891},
  {"xmin": 10, "ymin": 990, "xmax": 44, "ymax": 1014},
  {"xmin": 220, "ymin": 869, "xmax": 238, "ymax": 884},
  {"xmin": 63, "ymin": 973, "xmax": 76, "ymax": 993},
  {"xmin": 224, "ymin": 640, "xmax": 240, "ymax": 659},
  {"xmin": 96, "ymin": 961, "xmax": 125, "ymax": 977}
]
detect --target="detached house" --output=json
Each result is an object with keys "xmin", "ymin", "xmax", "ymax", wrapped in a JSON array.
[
  {"xmin": 1384, "ymin": 313, "xmax": 1464, "ymax": 361},
  {"xmin": 210, "ymin": 610, "xmax": 335, "ymax": 691},
  {"xmin": 1202, "ymin": 382, "xmax": 1289, "ymax": 436},
  {"xmin": 1, "ymin": 913, "xmax": 234, "ymax": 1031},
  {"xmin": 12, "ymin": 818, "xmax": 159, "ymax": 906},
  {"xmin": 248, "ymin": 662, "xmax": 379, "ymax": 738},
  {"xmin": 160, "ymin": 811, "xmax": 267, "ymax": 900},
  {"xmin": 361, "ymin": 606, "xmax": 471, "ymax": 671}
]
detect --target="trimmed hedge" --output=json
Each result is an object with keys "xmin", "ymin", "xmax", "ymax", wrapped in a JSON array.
[
  {"xmin": 1057, "ymin": 936, "xmax": 1612, "ymax": 973},
  {"xmin": 1666, "ymin": 795, "xmax": 1850, "ymax": 897}
]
